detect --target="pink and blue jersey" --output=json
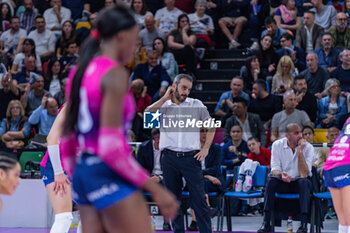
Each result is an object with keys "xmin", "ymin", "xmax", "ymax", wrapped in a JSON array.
[
  {"xmin": 324, "ymin": 117, "xmax": 350, "ymax": 171},
  {"xmin": 71, "ymin": 56, "xmax": 135, "ymax": 154}
]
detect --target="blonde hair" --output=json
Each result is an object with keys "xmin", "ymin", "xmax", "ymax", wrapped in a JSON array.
[
  {"xmin": 317, "ymin": 147, "xmax": 330, "ymax": 169},
  {"xmin": 6, "ymin": 100, "xmax": 25, "ymax": 119},
  {"xmin": 275, "ymin": 55, "xmax": 294, "ymax": 89}
]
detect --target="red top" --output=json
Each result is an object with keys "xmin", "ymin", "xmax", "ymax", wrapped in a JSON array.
[{"xmin": 248, "ymin": 147, "xmax": 271, "ymax": 166}]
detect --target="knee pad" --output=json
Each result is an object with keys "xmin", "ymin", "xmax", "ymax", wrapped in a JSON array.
[{"xmin": 50, "ymin": 212, "xmax": 73, "ymax": 233}]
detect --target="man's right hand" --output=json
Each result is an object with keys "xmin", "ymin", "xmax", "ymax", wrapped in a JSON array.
[
  {"xmin": 281, "ymin": 172, "xmax": 292, "ymax": 183},
  {"xmin": 163, "ymin": 86, "xmax": 174, "ymax": 101}
]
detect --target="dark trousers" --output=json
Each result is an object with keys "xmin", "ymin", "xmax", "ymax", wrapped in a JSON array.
[
  {"xmin": 161, "ymin": 150, "xmax": 211, "ymax": 233},
  {"xmin": 264, "ymin": 177, "xmax": 312, "ymax": 221},
  {"xmin": 172, "ymin": 45, "xmax": 196, "ymax": 73}
]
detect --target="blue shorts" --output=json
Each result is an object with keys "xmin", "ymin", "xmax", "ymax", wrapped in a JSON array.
[
  {"xmin": 40, "ymin": 157, "xmax": 70, "ymax": 187},
  {"xmin": 323, "ymin": 164, "xmax": 350, "ymax": 189},
  {"xmin": 72, "ymin": 153, "xmax": 138, "ymax": 210}
]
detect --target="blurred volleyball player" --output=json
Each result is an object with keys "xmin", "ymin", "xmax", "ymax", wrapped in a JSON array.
[{"xmin": 62, "ymin": 5, "xmax": 178, "ymax": 233}]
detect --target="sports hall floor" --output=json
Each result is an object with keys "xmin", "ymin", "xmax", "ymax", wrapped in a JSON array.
[{"xmin": 0, "ymin": 215, "xmax": 338, "ymax": 232}]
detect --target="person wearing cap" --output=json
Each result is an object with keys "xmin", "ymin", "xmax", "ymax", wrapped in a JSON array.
[{"xmin": 20, "ymin": 73, "xmax": 48, "ymax": 116}]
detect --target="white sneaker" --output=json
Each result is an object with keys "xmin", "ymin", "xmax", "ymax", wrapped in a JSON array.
[
  {"xmin": 229, "ymin": 40, "xmax": 241, "ymax": 49},
  {"xmin": 249, "ymin": 42, "xmax": 259, "ymax": 51}
]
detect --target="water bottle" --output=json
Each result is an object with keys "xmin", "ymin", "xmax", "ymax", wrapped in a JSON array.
[
  {"xmin": 287, "ymin": 216, "xmax": 293, "ymax": 233},
  {"xmin": 151, "ymin": 214, "xmax": 156, "ymax": 231}
]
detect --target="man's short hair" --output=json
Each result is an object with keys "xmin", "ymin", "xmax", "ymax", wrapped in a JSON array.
[
  {"xmin": 195, "ymin": 0, "xmax": 207, "ymax": 5},
  {"xmin": 247, "ymin": 136, "xmax": 260, "ymax": 143},
  {"xmin": 303, "ymin": 10, "xmax": 315, "ymax": 16},
  {"xmin": 281, "ymin": 32, "xmax": 293, "ymax": 41},
  {"xmin": 339, "ymin": 48, "xmax": 350, "ymax": 58},
  {"xmin": 174, "ymin": 74, "xmax": 193, "ymax": 85},
  {"xmin": 321, "ymin": 32, "xmax": 333, "ymax": 40},
  {"xmin": 293, "ymin": 74, "xmax": 306, "ymax": 85},
  {"xmin": 146, "ymin": 49, "xmax": 159, "ymax": 56},
  {"xmin": 35, "ymin": 15, "xmax": 44, "ymax": 22},
  {"xmin": 264, "ymin": 16, "xmax": 276, "ymax": 25},
  {"xmin": 232, "ymin": 76, "xmax": 243, "ymax": 83},
  {"xmin": 302, "ymin": 125, "xmax": 314, "ymax": 134},
  {"xmin": 254, "ymin": 79, "xmax": 267, "ymax": 91},
  {"xmin": 151, "ymin": 128, "xmax": 160, "ymax": 137},
  {"xmin": 285, "ymin": 123, "xmax": 300, "ymax": 133},
  {"xmin": 11, "ymin": 16, "xmax": 19, "ymax": 22},
  {"xmin": 234, "ymin": 96, "xmax": 247, "ymax": 107}
]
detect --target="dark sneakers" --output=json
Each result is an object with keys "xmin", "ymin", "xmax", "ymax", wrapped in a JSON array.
[
  {"xmin": 187, "ymin": 220, "xmax": 199, "ymax": 231},
  {"xmin": 296, "ymin": 222, "xmax": 308, "ymax": 233},
  {"xmin": 163, "ymin": 222, "xmax": 171, "ymax": 231},
  {"xmin": 257, "ymin": 222, "xmax": 272, "ymax": 233}
]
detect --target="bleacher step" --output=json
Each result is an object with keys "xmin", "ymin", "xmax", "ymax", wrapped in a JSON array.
[
  {"xmin": 205, "ymin": 49, "xmax": 251, "ymax": 59},
  {"xmin": 196, "ymin": 69, "xmax": 240, "ymax": 80},
  {"xmin": 200, "ymin": 59, "xmax": 246, "ymax": 70}
]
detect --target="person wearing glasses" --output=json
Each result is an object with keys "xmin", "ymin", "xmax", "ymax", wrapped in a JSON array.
[
  {"xmin": 328, "ymin": 12, "xmax": 350, "ymax": 50},
  {"xmin": 0, "ymin": 100, "xmax": 30, "ymax": 150}
]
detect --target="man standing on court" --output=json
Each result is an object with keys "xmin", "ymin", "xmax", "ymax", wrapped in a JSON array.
[{"xmin": 146, "ymin": 74, "xmax": 216, "ymax": 233}]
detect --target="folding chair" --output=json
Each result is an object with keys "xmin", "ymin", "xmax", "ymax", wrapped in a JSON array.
[{"xmin": 219, "ymin": 165, "xmax": 268, "ymax": 231}]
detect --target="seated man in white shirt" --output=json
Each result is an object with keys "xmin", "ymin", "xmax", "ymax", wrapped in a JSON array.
[
  {"xmin": 136, "ymin": 129, "xmax": 171, "ymax": 231},
  {"xmin": 43, "ymin": 0, "xmax": 71, "ymax": 37},
  {"xmin": 28, "ymin": 16, "xmax": 57, "ymax": 61},
  {"xmin": 0, "ymin": 17, "xmax": 27, "ymax": 57},
  {"xmin": 258, "ymin": 123, "xmax": 313, "ymax": 233}
]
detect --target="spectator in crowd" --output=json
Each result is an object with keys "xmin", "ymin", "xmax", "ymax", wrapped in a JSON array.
[
  {"xmin": 302, "ymin": 125, "xmax": 314, "ymax": 143},
  {"xmin": 28, "ymin": 16, "xmax": 56, "ymax": 60},
  {"xmin": 104, "ymin": 0, "xmax": 116, "ymax": 8},
  {"xmin": 294, "ymin": 75, "xmax": 318, "ymax": 122},
  {"xmin": 43, "ymin": 0, "xmax": 71, "ymax": 37},
  {"xmin": 55, "ymin": 20, "xmax": 77, "ymax": 58},
  {"xmin": 28, "ymin": 96, "xmax": 57, "ymax": 145},
  {"xmin": 187, "ymin": 127, "xmax": 224, "ymax": 231},
  {"xmin": 331, "ymin": 48, "xmax": 350, "ymax": 94},
  {"xmin": 300, "ymin": 52, "xmax": 330, "ymax": 97},
  {"xmin": 132, "ymin": 50, "xmax": 170, "ymax": 102},
  {"xmin": 167, "ymin": 14, "xmax": 196, "ymax": 75},
  {"xmin": 130, "ymin": 79, "xmax": 152, "ymax": 142},
  {"xmin": 271, "ymin": 90, "xmax": 312, "ymax": 142},
  {"xmin": 295, "ymin": 11, "xmax": 323, "ymax": 54},
  {"xmin": 53, "ymin": 77, "xmax": 66, "ymax": 108},
  {"xmin": 131, "ymin": 0, "xmax": 153, "ymax": 29},
  {"xmin": 20, "ymin": 73, "xmax": 48, "ymax": 115},
  {"xmin": 317, "ymin": 78, "xmax": 347, "ymax": 128},
  {"xmin": 59, "ymin": 41, "xmax": 78, "ymax": 76},
  {"xmin": 0, "ymin": 3, "xmax": 12, "ymax": 35},
  {"xmin": 61, "ymin": 0, "xmax": 84, "ymax": 20},
  {"xmin": 0, "ymin": 100, "xmax": 30, "ymax": 150},
  {"xmin": 247, "ymin": 137, "xmax": 271, "ymax": 166},
  {"xmin": 272, "ymin": 55, "xmax": 295, "ymax": 95},
  {"xmin": 221, "ymin": 124, "xmax": 250, "ymax": 169},
  {"xmin": 276, "ymin": 33, "xmax": 306, "ymax": 72},
  {"xmin": 261, "ymin": 16, "xmax": 286, "ymax": 49},
  {"xmin": 314, "ymin": 32, "xmax": 340, "ymax": 72},
  {"xmin": 0, "ymin": 17, "xmax": 26, "ymax": 57},
  {"xmin": 326, "ymin": 126, "xmax": 339, "ymax": 143},
  {"xmin": 46, "ymin": 59, "xmax": 62, "ymax": 97},
  {"xmin": 215, "ymin": 76, "xmax": 250, "ymax": 120},
  {"xmin": 19, "ymin": 0, "xmax": 39, "ymax": 34},
  {"xmin": 240, "ymin": 55, "xmax": 266, "ymax": 93},
  {"xmin": 136, "ymin": 128, "xmax": 171, "ymax": 231},
  {"xmin": 248, "ymin": 79, "xmax": 283, "ymax": 129},
  {"xmin": 258, "ymin": 123, "xmax": 313, "ymax": 233},
  {"xmin": 345, "ymin": 0, "xmax": 350, "ymax": 22},
  {"xmin": 223, "ymin": 97, "xmax": 266, "ymax": 146},
  {"xmin": 13, "ymin": 55, "xmax": 45, "ymax": 92},
  {"xmin": 126, "ymin": 38, "xmax": 147, "ymax": 70},
  {"xmin": 0, "ymin": 73, "xmax": 19, "ymax": 120},
  {"xmin": 188, "ymin": 0, "xmax": 214, "ymax": 49},
  {"xmin": 310, "ymin": 0, "xmax": 336, "ymax": 30},
  {"xmin": 83, "ymin": 0, "xmax": 104, "ymax": 13},
  {"xmin": 274, "ymin": 0, "xmax": 302, "ymax": 34},
  {"xmin": 328, "ymin": 12, "xmax": 350, "ymax": 49},
  {"xmin": 154, "ymin": 0, "xmax": 183, "ymax": 35},
  {"xmin": 139, "ymin": 15, "xmax": 165, "ymax": 49},
  {"xmin": 218, "ymin": 0, "xmax": 249, "ymax": 49},
  {"xmin": 255, "ymin": 34, "xmax": 279, "ymax": 78},
  {"xmin": 153, "ymin": 37, "xmax": 176, "ymax": 81},
  {"xmin": 11, "ymin": 38, "xmax": 42, "ymax": 74}
]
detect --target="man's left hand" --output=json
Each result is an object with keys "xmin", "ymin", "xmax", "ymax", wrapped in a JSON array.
[{"xmin": 194, "ymin": 148, "xmax": 209, "ymax": 161}]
